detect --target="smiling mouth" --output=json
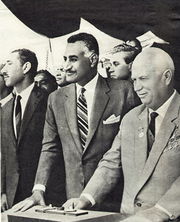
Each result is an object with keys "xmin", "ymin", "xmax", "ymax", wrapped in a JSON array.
[
  {"xmin": 66, "ymin": 72, "xmax": 76, "ymax": 76},
  {"xmin": 138, "ymin": 93, "xmax": 147, "ymax": 98}
]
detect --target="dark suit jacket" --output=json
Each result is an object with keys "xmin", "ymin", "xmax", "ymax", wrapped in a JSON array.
[
  {"xmin": 1, "ymin": 85, "xmax": 64, "ymax": 207},
  {"xmin": 83, "ymin": 92, "xmax": 180, "ymax": 218},
  {"xmin": 35, "ymin": 75, "xmax": 140, "ymax": 211}
]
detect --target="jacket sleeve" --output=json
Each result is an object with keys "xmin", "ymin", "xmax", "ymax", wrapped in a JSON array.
[
  {"xmin": 1, "ymin": 107, "xmax": 6, "ymax": 194},
  {"xmin": 157, "ymin": 176, "xmax": 180, "ymax": 219},
  {"xmin": 82, "ymin": 120, "xmax": 124, "ymax": 205},
  {"xmin": 34, "ymin": 94, "xmax": 64, "ymax": 187}
]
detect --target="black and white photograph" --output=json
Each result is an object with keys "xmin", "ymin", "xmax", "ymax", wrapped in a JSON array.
[{"xmin": 1, "ymin": 1, "xmax": 180, "ymax": 222}]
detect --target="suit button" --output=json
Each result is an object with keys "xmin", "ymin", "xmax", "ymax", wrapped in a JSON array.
[{"xmin": 136, "ymin": 202, "xmax": 142, "ymax": 207}]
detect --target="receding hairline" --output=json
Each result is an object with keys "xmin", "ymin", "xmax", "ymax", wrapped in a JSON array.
[{"xmin": 132, "ymin": 47, "xmax": 175, "ymax": 75}]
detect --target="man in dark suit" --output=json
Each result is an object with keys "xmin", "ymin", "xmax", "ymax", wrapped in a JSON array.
[
  {"xmin": 12, "ymin": 33, "xmax": 139, "ymax": 212},
  {"xmin": 1, "ymin": 49, "xmax": 65, "ymax": 212},
  {"xmin": 64, "ymin": 48, "xmax": 180, "ymax": 222}
]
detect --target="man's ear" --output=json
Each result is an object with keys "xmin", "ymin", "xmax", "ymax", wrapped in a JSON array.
[
  {"xmin": 89, "ymin": 53, "xmax": 99, "ymax": 68},
  {"xmin": 163, "ymin": 69, "xmax": 173, "ymax": 85},
  {"xmin": 23, "ymin": 62, "xmax": 31, "ymax": 74}
]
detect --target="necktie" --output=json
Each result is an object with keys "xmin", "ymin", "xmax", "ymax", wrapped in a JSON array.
[
  {"xmin": 147, "ymin": 112, "xmax": 158, "ymax": 154},
  {"xmin": 77, "ymin": 88, "xmax": 88, "ymax": 150},
  {"xmin": 15, "ymin": 95, "xmax": 22, "ymax": 139},
  {"xmin": 149, "ymin": 112, "xmax": 158, "ymax": 137}
]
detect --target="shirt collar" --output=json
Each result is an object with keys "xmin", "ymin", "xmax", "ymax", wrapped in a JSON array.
[
  {"xmin": 76, "ymin": 74, "xmax": 98, "ymax": 94},
  {"xmin": 14, "ymin": 83, "xmax": 34, "ymax": 100},
  {"xmin": 149, "ymin": 90, "xmax": 176, "ymax": 118}
]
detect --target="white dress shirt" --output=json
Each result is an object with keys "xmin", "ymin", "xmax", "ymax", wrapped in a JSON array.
[
  {"xmin": 13, "ymin": 83, "xmax": 34, "ymax": 137},
  {"xmin": 149, "ymin": 90, "xmax": 176, "ymax": 136},
  {"xmin": 76, "ymin": 74, "xmax": 98, "ymax": 124}
]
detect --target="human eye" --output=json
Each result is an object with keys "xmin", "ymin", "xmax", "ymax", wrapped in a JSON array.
[
  {"xmin": 7, "ymin": 61, "xmax": 12, "ymax": 65},
  {"xmin": 139, "ymin": 76, "xmax": 148, "ymax": 80},
  {"xmin": 70, "ymin": 57, "xmax": 78, "ymax": 62},
  {"xmin": 113, "ymin": 61, "xmax": 120, "ymax": 66},
  {"xmin": 63, "ymin": 56, "xmax": 67, "ymax": 62},
  {"xmin": 41, "ymin": 80, "xmax": 47, "ymax": 85}
]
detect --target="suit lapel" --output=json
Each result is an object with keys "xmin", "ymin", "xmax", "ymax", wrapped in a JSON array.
[
  {"xmin": 63, "ymin": 84, "xmax": 82, "ymax": 155},
  {"xmin": 135, "ymin": 92, "xmax": 180, "ymax": 196},
  {"xmin": 18, "ymin": 86, "xmax": 43, "ymax": 145},
  {"xmin": 134, "ymin": 106, "xmax": 149, "ymax": 175},
  {"xmin": 84, "ymin": 76, "xmax": 110, "ymax": 152},
  {"xmin": 4, "ymin": 97, "xmax": 17, "ymax": 147}
]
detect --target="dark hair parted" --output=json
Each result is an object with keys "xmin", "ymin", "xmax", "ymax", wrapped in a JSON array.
[
  {"xmin": 67, "ymin": 32, "xmax": 99, "ymax": 55},
  {"xmin": 11, "ymin": 48, "xmax": 38, "ymax": 77}
]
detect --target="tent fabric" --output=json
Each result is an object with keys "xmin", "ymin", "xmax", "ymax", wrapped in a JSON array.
[{"xmin": 1, "ymin": 0, "xmax": 180, "ymax": 91}]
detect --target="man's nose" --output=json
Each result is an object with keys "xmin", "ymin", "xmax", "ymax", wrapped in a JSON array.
[
  {"xmin": 63, "ymin": 61, "xmax": 71, "ymax": 71},
  {"xmin": 1, "ymin": 66, "xmax": 7, "ymax": 75},
  {"xmin": 133, "ymin": 80, "xmax": 142, "ymax": 92},
  {"xmin": 35, "ymin": 81, "xmax": 40, "ymax": 87},
  {"xmin": 106, "ymin": 63, "xmax": 113, "ymax": 72}
]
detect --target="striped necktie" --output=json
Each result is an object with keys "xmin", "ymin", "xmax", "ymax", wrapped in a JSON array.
[
  {"xmin": 15, "ymin": 95, "xmax": 22, "ymax": 139},
  {"xmin": 77, "ymin": 87, "xmax": 88, "ymax": 150}
]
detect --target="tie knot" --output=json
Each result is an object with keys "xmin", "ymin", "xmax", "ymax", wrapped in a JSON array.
[
  {"xmin": 81, "ymin": 87, "xmax": 86, "ymax": 95},
  {"xmin": 150, "ymin": 112, "xmax": 158, "ymax": 120},
  {"xmin": 16, "ymin": 95, "xmax": 22, "ymax": 102}
]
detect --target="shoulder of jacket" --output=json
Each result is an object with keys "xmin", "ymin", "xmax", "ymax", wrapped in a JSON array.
[
  {"xmin": 123, "ymin": 104, "xmax": 144, "ymax": 120},
  {"xmin": 106, "ymin": 78, "xmax": 133, "ymax": 89}
]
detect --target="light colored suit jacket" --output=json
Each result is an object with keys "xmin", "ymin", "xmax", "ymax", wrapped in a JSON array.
[
  {"xmin": 35, "ymin": 75, "xmax": 139, "ymax": 211},
  {"xmin": 83, "ymin": 92, "xmax": 180, "ymax": 218}
]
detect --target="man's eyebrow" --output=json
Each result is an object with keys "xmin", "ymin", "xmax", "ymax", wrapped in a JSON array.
[
  {"xmin": 69, "ymin": 55, "xmax": 78, "ymax": 58},
  {"xmin": 63, "ymin": 55, "xmax": 78, "ymax": 60}
]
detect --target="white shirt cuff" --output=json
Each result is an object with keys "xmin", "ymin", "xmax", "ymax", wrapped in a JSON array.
[
  {"xmin": 155, "ymin": 204, "xmax": 175, "ymax": 220},
  {"xmin": 32, "ymin": 184, "xmax": 46, "ymax": 192},
  {"xmin": 80, "ymin": 193, "xmax": 96, "ymax": 206}
]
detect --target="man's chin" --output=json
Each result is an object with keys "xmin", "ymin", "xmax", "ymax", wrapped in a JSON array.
[
  {"xmin": 66, "ymin": 77, "xmax": 78, "ymax": 84},
  {"xmin": 4, "ymin": 82, "xmax": 11, "ymax": 87}
]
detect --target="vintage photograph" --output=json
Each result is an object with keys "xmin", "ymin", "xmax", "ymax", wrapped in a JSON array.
[{"xmin": 1, "ymin": 1, "xmax": 180, "ymax": 221}]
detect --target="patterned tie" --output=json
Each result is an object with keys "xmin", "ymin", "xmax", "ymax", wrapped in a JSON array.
[
  {"xmin": 147, "ymin": 112, "xmax": 158, "ymax": 154},
  {"xmin": 77, "ymin": 88, "xmax": 88, "ymax": 150},
  {"xmin": 15, "ymin": 95, "xmax": 22, "ymax": 139}
]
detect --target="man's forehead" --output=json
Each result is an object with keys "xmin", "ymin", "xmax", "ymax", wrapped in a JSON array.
[
  {"xmin": 64, "ymin": 41, "xmax": 88, "ymax": 56},
  {"xmin": 35, "ymin": 74, "xmax": 47, "ymax": 81},
  {"xmin": 131, "ymin": 63, "xmax": 146, "ymax": 77},
  {"xmin": 110, "ymin": 51, "xmax": 128, "ymax": 61},
  {"xmin": 7, "ymin": 52, "xmax": 20, "ymax": 61}
]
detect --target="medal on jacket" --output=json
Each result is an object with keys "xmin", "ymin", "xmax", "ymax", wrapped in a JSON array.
[{"xmin": 138, "ymin": 127, "xmax": 144, "ymax": 138}]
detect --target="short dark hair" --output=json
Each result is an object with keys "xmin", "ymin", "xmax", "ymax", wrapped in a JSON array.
[
  {"xmin": 112, "ymin": 40, "xmax": 142, "ymax": 64},
  {"xmin": 36, "ymin": 69, "xmax": 56, "ymax": 82},
  {"xmin": 11, "ymin": 48, "xmax": 38, "ymax": 77},
  {"xmin": 67, "ymin": 32, "xmax": 99, "ymax": 55}
]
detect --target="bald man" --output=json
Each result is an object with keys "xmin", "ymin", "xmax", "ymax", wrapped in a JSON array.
[{"xmin": 63, "ymin": 48, "xmax": 180, "ymax": 222}]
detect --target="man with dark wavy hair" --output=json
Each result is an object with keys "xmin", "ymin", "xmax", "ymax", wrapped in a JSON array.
[{"xmin": 12, "ymin": 33, "xmax": 140, "ymax": 212}]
